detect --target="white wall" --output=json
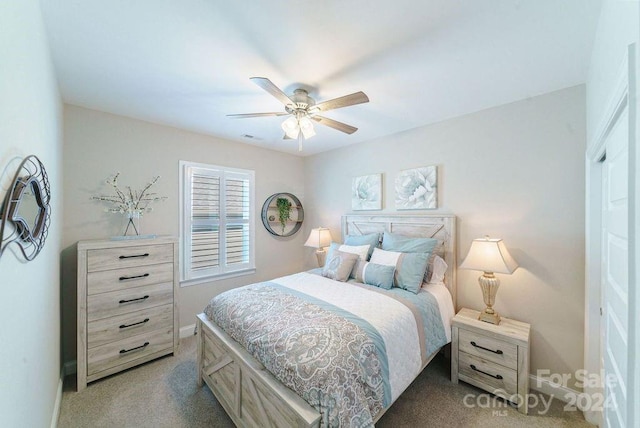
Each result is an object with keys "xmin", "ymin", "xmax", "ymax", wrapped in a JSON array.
[
  {"xmin": 304, "ymin": 86, "xmax": 586, "ymax": 390},
  {"xmin": 61, "ymin": 106, "xmax": 305, "ymax": 364},
  {"xmin": 0, "ymin": 1, "xmax": 63, "ymax": 427},
  {"xmin": 587, "ymin": 0, "xmax": 639, "ymax": 141}
]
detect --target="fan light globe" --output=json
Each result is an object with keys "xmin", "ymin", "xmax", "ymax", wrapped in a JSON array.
[
  {"xmin": 281, "ymin": 116, "xmax": 300, "ymax": 139},
  {"xmin": 299, "ymin": 116, "xmax": 316, "ymax": 139}
]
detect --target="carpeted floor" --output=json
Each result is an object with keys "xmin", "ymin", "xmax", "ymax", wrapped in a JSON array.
[{"xmin": 58, "ymin": 336, "xmax": 593, "ymax": 427}]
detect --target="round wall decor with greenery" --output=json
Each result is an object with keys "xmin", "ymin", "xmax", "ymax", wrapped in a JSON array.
[{"xmin": 261, "ymin": 193, "xmax": 304, "ymax": 237}]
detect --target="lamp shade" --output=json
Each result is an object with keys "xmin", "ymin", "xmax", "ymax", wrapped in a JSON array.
[
  {"xmin": 304, "ymin": 227, "xmax": 332, "ymax": 249},
  {"xmin": 460, "ymin": 237, "xmax": 518, "ymax": 274}
]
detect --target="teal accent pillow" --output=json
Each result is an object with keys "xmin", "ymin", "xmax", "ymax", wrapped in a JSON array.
[
  {"xmin": 369, "ymin": 248, "xmax": 429, "ymax": 294},
  {"xmin": 395, "ymin": 252, "xmax": 429, "ymax": 293},
  {"xmin": 382, "ymin": 232, "xmax": 438, "ymax": 254},
  {"xmin": 354, "ymin": 261, "xmax": 395, "ymax": 290},
  {"xmin": 344, "ymin": 233, "xmax": 381, "ymax": 260}
]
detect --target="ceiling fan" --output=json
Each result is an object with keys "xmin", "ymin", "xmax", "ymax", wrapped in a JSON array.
[{"xmin": 228, "ymin": 77, "xmax": 369, "ymax": 151}]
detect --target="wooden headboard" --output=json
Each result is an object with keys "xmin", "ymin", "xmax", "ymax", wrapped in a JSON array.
[{"xmin": 342, "ymin": 214, "xmax": 457, "ymax": 309}]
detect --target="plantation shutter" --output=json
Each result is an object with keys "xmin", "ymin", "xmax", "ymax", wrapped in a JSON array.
[
  {"xmin": 224, "ymin": 173, "xmax": 251, "ymax": 267},
  {"xmin": 182, "ymin": 163, "xmax": 255, "ymax": 282},
  {"xmin": 190, "ymin": 169, "xmax": 221, "ymax": 276}
]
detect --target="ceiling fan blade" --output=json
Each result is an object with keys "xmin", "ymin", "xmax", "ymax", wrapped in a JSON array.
[
  {"xmin": 227, "ymin": 112, "xmax": 289, "ymax": 118},
  {"xmin": 313, "ymin": 91, "xmax": 369, "ymax": 113},
  {"xmin": 250, "ymin": 77, "xmax": 294, "ymax": 107},
  {"xmin": 312, "ymin": 116, "xmax": 358, "ymax": 134}
]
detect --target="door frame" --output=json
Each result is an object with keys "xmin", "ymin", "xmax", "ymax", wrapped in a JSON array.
[{"xmin": 585, "ymin": 46, "xmax": 635, "ymax": 426}]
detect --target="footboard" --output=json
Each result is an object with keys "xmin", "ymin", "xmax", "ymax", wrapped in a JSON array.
[{"xmin": 196, "ymin": 313, "xmax": 321, "ymax": 428}]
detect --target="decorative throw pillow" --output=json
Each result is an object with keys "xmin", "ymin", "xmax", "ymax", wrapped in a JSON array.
[
  {"xmin": 369, "ymin": 247, "xmax": 429, "ymax": 294},
  {"xmin": 322, "ymin": 249, "xmax": 359, "ymax": 282},
  {"xmin": 428, "ymin": 254, "xmax": 448, "ymax": 284},
  {"xmin": 381, "ymin": 232, "xmax": 438, "ymax": 254},
  {"xmin": 344, "ymin": 233, "xmax": 381, "ymax": 260},
  {"xmin": 326, "ymin": 242, "xmax": 370, "ymax": 278},
  {"xmin": 354, "ymin": 260, "xmax": 395, "ymax": 290}
]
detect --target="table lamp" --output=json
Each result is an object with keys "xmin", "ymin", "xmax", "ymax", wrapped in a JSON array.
[
  {"xmin": 460, "ymin": 236, "xmax": 519, "ymax": 325},
  {"xmin": 304, "ymin": 227, "xmax": 333, "ymax": 267}
]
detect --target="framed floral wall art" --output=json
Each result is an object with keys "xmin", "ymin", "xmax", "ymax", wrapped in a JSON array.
[
  {"xmin": 395, "ymin": 166, "xmax": 437, "ymax": 209},
  {"xmin": 352, "ymin": 173, "xmax": 382, "ymax": 210}
]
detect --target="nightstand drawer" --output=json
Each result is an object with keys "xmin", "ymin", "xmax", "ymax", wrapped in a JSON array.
[
  {"xmin": 459, "ymin": 329, "xmax": 517, "ymax": 369},
  {"xmin": 87, "ymin": 282, "xmax": 173, "ymax": 322},
  {"xmin": 459, "ymin": 352, "xmax": 517, "ymax": 397},
  {"xmin": 87, "ymin": 303, "xmax": 174, "ymax": 348},
  {"xmin": 87, "ymin": 243, "xmax": 173, "ymax": 272},
  {"xmin": 87, "ymin": 262, "xmax": 174, "ymax": 295},
  {"xmin": 87, "ymin": 327, "xmax": 173, "ymax": 376}
]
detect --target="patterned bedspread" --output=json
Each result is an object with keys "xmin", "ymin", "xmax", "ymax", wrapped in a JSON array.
[{"xmin": 204, "ymin": 272, "xmax": 447, "ymax": 427}]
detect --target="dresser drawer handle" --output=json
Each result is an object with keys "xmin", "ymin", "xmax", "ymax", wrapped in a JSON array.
[
  {"xmin": 119, "ymin": 295, "xmax": 149, "ymax": 304},
  {"xmin": 470, "ymin": 364, "xmax": 503, "ymax": 380},
  {"xmin": 119, "ymin": 273, "xmax": 150, "ymax": 281},
  {"xmin": 119, "ymin": 253, "xmax": 150, "ymax": 259},
  {"xmin": 119, "ymin": 318, "xmax": 150, "ymax": 329},
  {"xmin": 470, "ymin": 341, "xmax": 503, "ymax": 355},
  {"xmin": 119, "ymin": 342, "xmax": 149, "ymax": 354}
]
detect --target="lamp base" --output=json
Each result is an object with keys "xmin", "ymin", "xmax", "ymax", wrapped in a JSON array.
[
  {"xmin": 478, "ymin": 272, "xmax": 501, "ymax": 325},
  {"xmin": 315, "ymin": 249, "xmax": 327, "ymax": 267},
  {"xmin": 478, "ymin": 309, "xmax": 501, "ymax": 325}
]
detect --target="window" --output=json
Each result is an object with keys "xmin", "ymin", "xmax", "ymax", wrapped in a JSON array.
[{"xmin": 180, "ymin": 161, "xmax": 255, "ymax": 284}]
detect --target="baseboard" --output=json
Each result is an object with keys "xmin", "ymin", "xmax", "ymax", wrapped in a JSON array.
[
  {"xmin": 64, "ymin": 360, "xmax": 77, "ymax": 376},
  {"xmin": 529, "ymin": 374, "xmax": 580, "ymax": 403},
  {"xmin": 50, "ymin": 369, "xmax": 63, "ymax": 428},
  {"xmin": 180, "ymin": 323, "xmax": 197, "ymax": 339}
]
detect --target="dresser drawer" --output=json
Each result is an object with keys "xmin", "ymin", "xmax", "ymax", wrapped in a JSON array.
[
  {"xmin": 87, "ymin": 303, "xmax": 173, "ymax": 348},
  {"xmin": 459, "ymin": 329, "xmax": 517, "ymax": 369},
  {"xmin": 87, "ymin": 262, "xmax": 173, "ymax": 295},
  {"xmin": 459, "ymin": 352, "xmax": 518, "ymax": 397},
  {"xmin": 87, "ymin": 282, "xmax": 173, "ymax": 322},
  {"xmin": 87, "ymin": 327, "xmax": 173, "ymax": 376},
  {"xmin": 87, "ymin": 243, "xmax": 173, "ymax": 272}
]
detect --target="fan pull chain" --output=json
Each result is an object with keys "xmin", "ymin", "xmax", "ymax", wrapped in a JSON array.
[{"xmin": 298, "ymin": 134, "xmax": 303, "ymax": 152}]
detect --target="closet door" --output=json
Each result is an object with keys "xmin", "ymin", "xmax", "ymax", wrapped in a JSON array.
[{"xmin": 600, "ymin": 81, "xmax": 629, "ymax": 428}]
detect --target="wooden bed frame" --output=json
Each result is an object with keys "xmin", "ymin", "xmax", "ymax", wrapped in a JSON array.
[{"xmin": 196, "ymin": 214, "xmax": 457, "ymax": 428}]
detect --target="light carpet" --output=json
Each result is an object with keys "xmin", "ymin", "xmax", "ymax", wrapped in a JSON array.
[{"xmin": 58, "ymin": 335, "xmax": 593, "ymax": 427}]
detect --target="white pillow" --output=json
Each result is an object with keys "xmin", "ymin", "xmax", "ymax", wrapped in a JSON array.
[
  {"xmin": 369, "ymin": 247, "xmax": 400, "ymax": 266},
  {"xmin": 429, "ymin": 255, "xmax": 448, "ymax": 284},
  {"xmin": 336, "ymin": 244, "xmax": 369, "ymax": 261}
]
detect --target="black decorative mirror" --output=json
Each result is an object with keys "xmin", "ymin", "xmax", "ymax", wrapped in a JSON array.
[{"xmin": 0, "ymin": 155, "xmax": 51, "ymax": 261}]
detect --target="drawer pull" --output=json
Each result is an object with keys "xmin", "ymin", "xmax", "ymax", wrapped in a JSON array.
[
  {"xmin": 119, "ymin": 273, "xmax": 150, "ymax": 281},
  {"xmin": 470, "ymin": 364, "xmax": 503, "ymax": 380},
  {"xmin": 119, "ymin": 295, "xmax": 149, "ymax": 304},
  {"xmin": 471, "ymin": 341, "xmax": 503, "ymax": 355},
  {"xmin": 119, "ymin": 318, "xmax": 150, "ymax": 329},
  {"xmin": 119, "ymin": 253, "xmax": 150, "ymax": 259},
  {"xmin": 119, "ymin": 342, "xmax": 150, "ymax": 354}
]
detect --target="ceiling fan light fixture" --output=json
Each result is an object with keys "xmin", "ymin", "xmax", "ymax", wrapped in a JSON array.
[
  {"xmin": 299, "ymin": 116, "xmax": 316, "ymax": 139},
  {"xmin": 281, "ymin": 116, "xmax": 300, "ymax": 139},
  {"xmin": 231, "ymin": 77, "xmax": 369, "ymax": 151}
]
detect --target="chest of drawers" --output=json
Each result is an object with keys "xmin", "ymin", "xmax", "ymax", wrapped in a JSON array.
[{"xmin": 77, "ymin": 237, "xmax": 179, "ymax": 391}]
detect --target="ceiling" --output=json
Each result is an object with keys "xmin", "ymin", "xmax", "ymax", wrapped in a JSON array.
[{"xmin": 40, "ymin": 0, "xmax": 602, "ymax": 156}]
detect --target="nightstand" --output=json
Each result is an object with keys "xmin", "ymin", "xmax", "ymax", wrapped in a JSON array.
[{"xmin": 451, "ymin": 308, "xmax": 531, "ymax": 415}]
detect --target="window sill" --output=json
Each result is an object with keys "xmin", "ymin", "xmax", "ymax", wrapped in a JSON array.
[{"xmin": 180, "ymin": 268, "xmax": 256, "ymax": 287}]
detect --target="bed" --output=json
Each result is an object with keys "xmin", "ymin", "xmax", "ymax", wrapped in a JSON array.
[{"xmin": 196, "ymin": 214, "xmax": 457, "ymax": 427}]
